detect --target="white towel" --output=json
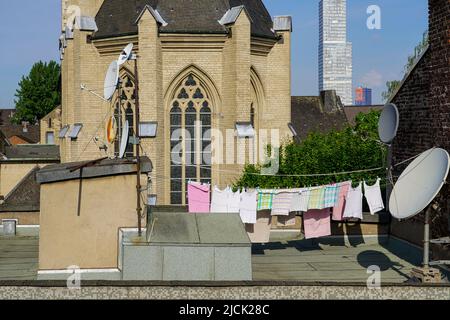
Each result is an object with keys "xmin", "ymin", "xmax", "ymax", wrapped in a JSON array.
[{"xmin": 240, "ymin": 190, "xmax": 258, "ymax": 224}]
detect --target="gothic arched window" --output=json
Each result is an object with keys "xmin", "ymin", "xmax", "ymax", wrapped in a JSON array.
[
  {"xmin": 113, "ymin": 72, "xmax": 136, "ymax": 158},
  {"xmin": 169, "ymin": 74, "xmax": 212, "ymax": 205}
]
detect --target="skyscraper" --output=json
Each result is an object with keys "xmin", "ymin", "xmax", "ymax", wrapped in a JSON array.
[
  {"xmin": 319, "ymin": 0, "xmax": 353, "ymax": 105},
  {"xmin": 355, "ymin": 86, "xmax": 372, "ymax": 106}
]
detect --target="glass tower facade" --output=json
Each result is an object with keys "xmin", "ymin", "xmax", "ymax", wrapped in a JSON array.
[
  {"xmin": 355, "ymin": 87, "xmax": 372, "ymax": 106},
  {"xmin": 319, "ymin": 0, "xmax": 353, "ymax": 106}
]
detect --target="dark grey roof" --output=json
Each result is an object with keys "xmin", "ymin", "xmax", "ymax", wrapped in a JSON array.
[
  {"xmin": 0, "ymin": 130, "xmax": 10, "ymax": 155},
  {"xmin": 0, "ymin": 109, "xmax": 15, "ymax": 126},
  {"xmin": 37, "ymin": 157, "xmax": 153, "ymax": 184},
  {"xmin": 94, "ymin": 0, "xmax": 277, "ymax": 40},
  {"xmin": 0, "ymin": 167, "xmax": 40, "ymax": 212},
  {"xmin": 291, "ymin": 95, "xmax": 348, "ymax": 140},
  {"xmin": 344, "ymin": 105, "xmax": 384, "ymax": 126},
  {"xmin": 2, "ymin": 145, "xmax": 60, "ymax": 162},
  {"xmin": 0, "ymin": 125, "xmax": 40, "ymax": 144}
]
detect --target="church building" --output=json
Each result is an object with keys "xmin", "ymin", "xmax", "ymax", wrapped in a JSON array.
[{"xmin": 59, "ymin": 0, "xmax": 293, "ymax": 205}]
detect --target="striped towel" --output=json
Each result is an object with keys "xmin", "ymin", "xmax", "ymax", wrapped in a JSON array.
[
  {"xmin": 324, "ymin": 184, "xmax": 340, "ymax": 208},
  {"xmin": 308, "ymin": 186, "xmax": 326, "ymax": 210},
  {"xmin": 257, "ymin": 190, "xmax": 275, "ymax": 211},
  {"xmin": 272, "ymin": 191, "xmax": 294, "ymax": 216}
]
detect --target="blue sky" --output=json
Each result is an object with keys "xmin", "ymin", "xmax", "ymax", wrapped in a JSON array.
[{"xmin": 0, "ymin": 0, "xmax": 428, "ymax": 108}]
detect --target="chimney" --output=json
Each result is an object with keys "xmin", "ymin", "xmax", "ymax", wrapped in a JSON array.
[
  {"xmin": 320, "ymin": 90, "xmax": 343, "ymax": 113},
  {"xmin": 22, "ymin": 121, "xmax": 29, "ymax": 133}
]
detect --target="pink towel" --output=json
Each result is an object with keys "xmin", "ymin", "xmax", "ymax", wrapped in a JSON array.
[
  {"xmin": 303, "ymin": 209, "xmax": 331, "ymax": 240},
  {"xmin": 332, "ymin": 182, "xmax": 351, "ymax": 221},
  {"xmin": 188, "ymin": 182, "xmax": 210, "ymax": 213}
]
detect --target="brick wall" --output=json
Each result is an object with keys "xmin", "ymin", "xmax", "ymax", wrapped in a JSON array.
[
  {"xmin": 429, "ymin": 0, "xmax": 450, "ymax": 239},
  {"xmin": 391, "ymin": 0, "xmax": 450, "ymax": 245},
  {"xmin": 392, "ymin": 51, "xmax": 432, "ymax": 164}
]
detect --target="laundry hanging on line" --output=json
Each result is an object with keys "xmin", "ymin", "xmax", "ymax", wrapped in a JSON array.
[
  {"xmin": 343, "ymin": 182, "xmax": 364, "ymax": 220},
  {"xmin": 187, "ymin": 180, "xmax": 386, "ymax": 240},
  {"xmin": 332, "ymin": 181, "xmax": 351, "ymax": 222},
  {"xmin": 210, "ymin": 186, "xmax": 241, "ymax": 214},
  {"xmin": 187, "ymin": 181, "xmax": 210, "ymax": 213},
  {"xmin": 364, "ymin": 178, "xmax": 385, "ymax": 215}
]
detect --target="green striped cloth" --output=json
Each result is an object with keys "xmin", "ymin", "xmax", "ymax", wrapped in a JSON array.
[{"xmin": 257, "ymin": 190, "xmax": 275, "ymax": 210}]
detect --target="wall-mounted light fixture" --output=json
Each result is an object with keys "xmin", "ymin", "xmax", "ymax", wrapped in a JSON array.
[
  {"xmin": 235, "ymin": 122, "xmax": 255, "ymax": 138},
  {"xmin": 139, "ymin": 122, "xmax": 158, "ymax": 138}
]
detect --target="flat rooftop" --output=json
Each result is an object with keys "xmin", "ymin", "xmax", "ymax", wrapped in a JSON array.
[
  {"xmin": 2, "ymin": 228, "xmax": 443, "ymax": 283},
  {"xmin": 0, "ymin": 233, "xmax": 38, "ymax": 281},
  {"xmin": 252, "ymin": 236, "xmax": 427, "ymax": 282}
]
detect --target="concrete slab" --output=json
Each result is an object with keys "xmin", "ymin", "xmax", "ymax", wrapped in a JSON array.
[
  {"xmin": 122, "ymin": 246, "xmax": 163, "ymax": 281},
  {"xmin": 215, "ymin": 247, "xmax": 252, "ymax": 281},
  {"xmin": 197, "ymin": 214, "xmax": 250, "ymax": 245},
  {"xmin": 149, "ymin": 213, "xmax": 200, "ymax": 244},
  {"xmin": 37, "ymin": 270, "xmax": 122, "ymax": 281},
  {"xmin": 163, "ymin": 247, "xmax": 215, "ymax": 281}
]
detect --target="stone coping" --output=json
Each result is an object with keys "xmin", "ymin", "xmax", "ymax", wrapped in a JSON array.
[{"xmin": 0, "ymin": 280, "xmax": 449, "ymax": 288}]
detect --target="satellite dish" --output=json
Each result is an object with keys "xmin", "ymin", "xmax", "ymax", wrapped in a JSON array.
[
  {"xmin": 118, "ymin": 43, "xmax": 134, "ymax": 66},
  {"xmin": 378, "ymin": 103, "xmax": 399, "ymax": 144},
  {"xmin": 119, "ymin": 120, "xmax": 130, "ymax": 159},
  {"xmin": 103, "ymin": 61, "xmax": 119, "ymax": 101},
  {"xmin": 390, "ymin": 148, "xmax": 450, "ymax": 220},
  {"xmin": 106, "ymin": 116, "xmax": 117, "ymax": 144}
]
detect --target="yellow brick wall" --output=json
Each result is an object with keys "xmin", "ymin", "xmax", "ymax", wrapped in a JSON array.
[
  {"xmin": 40, "ymin": 106, "xmax": 62, "ymax": 145},
  {"xmin": 60, "ymin": 5, "xmax": 292, "ymax": 205},
  {"xmin": 0, "ymin": 164, "xmax": 39, "ymax": 197}
]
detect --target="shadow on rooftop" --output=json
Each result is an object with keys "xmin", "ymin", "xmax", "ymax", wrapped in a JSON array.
[{"xmin": 356, "ymin": 250, "xmax": 411, "ymax": 281}]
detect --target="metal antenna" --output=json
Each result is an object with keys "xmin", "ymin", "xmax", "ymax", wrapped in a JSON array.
[
  {"xmin": 80, "ymin": 84, "xmax": 109, "ymax": 102},
  {"xmin": 134, "ymin": 54, "xmax": 143, "ymax": 237}
]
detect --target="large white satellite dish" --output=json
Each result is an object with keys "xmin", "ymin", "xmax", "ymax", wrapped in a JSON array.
[
  {"xmin": 378, "ymin": 103, "xmax": 399, "ymax": 144},
  {"xmin": 390, "ymin": 148, "xmax": 450, "ymax": 220},
  {"xmin": 103, "ymin": 61, "xmax": 119, "ymax": 101},
  {"xmin": 119, "ymin": 120, "xmax": 130, "ymax": 159},
  {"xmin": 117, "ymin": 43, "xmax": 134, "ymax": 66}
]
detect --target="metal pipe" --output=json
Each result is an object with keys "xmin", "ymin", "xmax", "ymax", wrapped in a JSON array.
[
  {"xmin": 386, "ymin": 144, "xmax": 393, "ymax": 235},
  {"xmin": 117, "ymin": 80, "xmax": 122, "ymax": 158},
  {"xmin": 423, "ymin": 206, "xmax": 431, "ymax": 268},
  {"xmin": 134, "ymin": 58, "xmax": 142, "ymax": 237}
]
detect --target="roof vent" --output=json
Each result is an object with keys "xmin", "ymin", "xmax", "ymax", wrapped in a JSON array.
[
  {"xmin": 273, "ymin": 16, "xmax": 293, "ymax": 32},
  {"xmin": 2, "ymin": 219, "xmax": 17, "ymax": 236},
  {"xmin": 219, "ymin": 6, "xmax": 252, "ymax": 25}
]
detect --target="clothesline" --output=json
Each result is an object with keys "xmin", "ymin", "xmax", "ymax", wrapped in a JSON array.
[
  {"xmin": 186, "ymin": 177, "xmax": 386, "ymax": 242},
  {"xmin": 147, "ymin": 170, "xmax": 398, "ymax": 188},
  {"xmin": 146, "ymin": 147, "xmax": 430, "ymax": 183},
  {"xmin": 177, "ymin": 163, "xmax": 387, "ymax": 178}
]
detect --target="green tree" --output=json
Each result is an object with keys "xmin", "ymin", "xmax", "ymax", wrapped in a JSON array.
[
  {"xmin": 381, "ymin": 80, "xmax": 401, "ymax": 102},
  {"xmin": 234, "ymin": 110, "xmax": 386, "ymax": 189},
  {"xmin": 382, "ymin": 30, "xmax": 428, "ymax": 102},
  {"xmin": 12, "ymin": 61, "xmax": 61, "ymax": 124}
]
